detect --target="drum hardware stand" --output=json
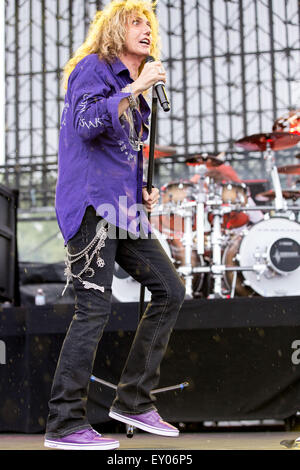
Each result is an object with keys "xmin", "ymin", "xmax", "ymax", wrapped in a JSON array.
[
  {"xmin": 230, "ymin": 271, "xmax": 238, "ymax": 298},
  {"xmin": 195, "ymin": 164, "xmax": 207, "ymax": 256},
  {"xmin": 222, "ymin": 202, "xmax": 300, "ymax": 222},
  {"xmin": 176, "ymin": 197, "xmax": 271, "ymax": 298},
  {"xmin": 264, "ymin": 141, "xmax": 286, "ymax": 212},
  {"xmin": 177, "ymin": 263, "xmax": 266, "ymax": 275},
  {"xmin": 205, "ymin": 187, "xmax": 232, "ymax": 298},
  {"xmin": 228, "ymin": 203, "xmax": 300, "ymax": 215},
  {"xmin": 177, "ymin": 164, "xmax": 207, "ymax": 298},
  {"xmin": 176, "ymin": 200, "xmax": 196, "ymax": 298},
  {"xmin": 181, "ymin": 213, "xmax": 194, "ymax": 298},
  {"xmin": 177, "ymin": 260, "xmax": 267, "ymax": 289},
  {"xmin": 209, "ymin": 206, "xmax": 225, "ymax": 298}
]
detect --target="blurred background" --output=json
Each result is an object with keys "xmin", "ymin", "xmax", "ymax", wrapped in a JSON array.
[{"xmin": 1, "ymin": 0, "xmax": 300, "ymax": 267}]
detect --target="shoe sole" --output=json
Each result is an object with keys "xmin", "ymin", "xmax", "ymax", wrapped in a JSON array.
[
  {"xmin": 44, "ymin": 439, "xmax": 119, "ymax": 450},
  {"xmin": 109, "ymin": 411, "xmax": 179, "ymax": 437}
]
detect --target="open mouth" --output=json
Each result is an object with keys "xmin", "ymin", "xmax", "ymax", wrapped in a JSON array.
[{"xmin": 140, "ymin": 38, "xmax": 150, "ymax": 46}]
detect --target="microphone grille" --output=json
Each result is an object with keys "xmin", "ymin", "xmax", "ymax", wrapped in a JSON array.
[{"xmin": 145, "ymin": 55, "xmax": 155, "ymax": 63}]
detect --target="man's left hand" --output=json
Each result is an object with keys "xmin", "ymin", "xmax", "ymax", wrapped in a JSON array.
[{"xmin": 142, "ymin": 187, "xmax": 160, "ymax": 212}]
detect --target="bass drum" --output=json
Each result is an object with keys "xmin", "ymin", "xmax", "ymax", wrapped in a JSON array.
[
  {"xmin": 111, "ymin": 228, "xmax": 172, "ymax": 302},
  {"xmin": 223, "ymin": 217, "xmax": 300, "ymax": 297}
]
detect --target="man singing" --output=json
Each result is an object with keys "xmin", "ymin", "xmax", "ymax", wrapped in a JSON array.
[{"xmin": 44, "ymin": 0, "xmax": 185, "ymax": 451}]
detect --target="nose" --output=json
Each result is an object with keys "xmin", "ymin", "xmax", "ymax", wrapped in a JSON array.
[
  {"xmin": 145, "ymin": 28, "xmax": 152, "ymax": 42},
  {"xmin": 144, "ymin": 22, "xmax": 151, "ymax": 35}
]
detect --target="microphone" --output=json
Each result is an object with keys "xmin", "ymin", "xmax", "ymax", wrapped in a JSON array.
[{"xmin": 145, "ymin": 56, "xmax": 170, "ymax": 112}]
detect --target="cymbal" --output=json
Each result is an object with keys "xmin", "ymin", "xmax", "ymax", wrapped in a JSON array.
[
  {"xmin": 143, "ymin": 144, "xmax": 177, "ymax": 159},
  {"xmin": 255, "ymin": 189, "xmax": 300, "ymax": 201},
  {"xmin": 235, "ymin": 132, "xmax": 300, "ymax": 151},
  {"xmin": 278, "ymin": 164, "xmax": 300, "ymax": 175},
  {"xmin": 273, "ymin": 110, "xmax": 300, "ymax": 134},
  {"xmin": 186, "ymin": 152, "xmax": 225, "ymax": 167}
]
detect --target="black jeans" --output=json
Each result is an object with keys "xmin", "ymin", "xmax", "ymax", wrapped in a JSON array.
[{"xmin": 45, "ymin": 206, "xmax": 186, "ymax": 438}]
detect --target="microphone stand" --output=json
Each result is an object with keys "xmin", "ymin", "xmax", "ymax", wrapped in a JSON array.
[
  {"xmin": 139, "ymin": 90, "xmax": 158, "ymax": 318},
  {"xmin": 135, "ymin": 90, "xmax": 189, "ymax": 438},
  {"xmin": 91, "ymin": 90, "xmax": 189, "ymax": 439},
  {"xmin": 89, "ymin": 73, "xmax": 188, "ymax": 438}
]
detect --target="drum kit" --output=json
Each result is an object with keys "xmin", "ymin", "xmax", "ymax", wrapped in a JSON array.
[
  {"xmin": 112, "ymin": 111, "xmax": 300, "ymax": 301},
  {"xmin": 147, "ymin": 111, "xmax": 300, "ymax": 299}
]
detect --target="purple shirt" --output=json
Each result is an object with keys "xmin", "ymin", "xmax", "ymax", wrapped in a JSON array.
[{"xmin": 55, "ymin": 54, "xmax": 152, "ymax": 245}]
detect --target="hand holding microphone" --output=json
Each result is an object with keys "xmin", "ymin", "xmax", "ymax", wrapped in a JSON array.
[
  {"xmin": 145, "ymin": 56, "xmax": 170, "ymax": 112},
  {"xmin": 131, "ymin": 56, "xmax": 170, "ymax": 112}
]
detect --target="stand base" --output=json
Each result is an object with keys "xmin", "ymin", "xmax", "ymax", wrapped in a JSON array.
[
  {"xmin": 280, "ymin": 439, "xmax": 300, "ymax": 449},
  {"xmin": 90, "ymin": 376, "xmax": 189, "ymax": 438},
  {"xmin": 207, "ymin": 293, "xmax": 227, "ymax": 299}
]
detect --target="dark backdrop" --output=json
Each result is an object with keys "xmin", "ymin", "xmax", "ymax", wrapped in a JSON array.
[{"xmin": 1, "ymin": 296, "xmax": 300, "ymax": 433}]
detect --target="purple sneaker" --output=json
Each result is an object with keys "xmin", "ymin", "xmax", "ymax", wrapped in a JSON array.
[
  {"xmin": 44, "ymin": 428, "xmax": 119, "ymax": 450},
  {"xmin": 109, "ymin": 409, "xmax": 179, "ymax": 437}
]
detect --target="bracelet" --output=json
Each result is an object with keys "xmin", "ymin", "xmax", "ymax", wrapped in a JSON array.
[{"xmin": 122, "ymin": 84, "xmax": 138, "ymax": 109}]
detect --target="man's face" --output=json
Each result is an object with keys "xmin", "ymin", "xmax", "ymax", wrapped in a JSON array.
[{"xmin": 123, "ymin": 13, "xmax": 152, "ymax": 59}]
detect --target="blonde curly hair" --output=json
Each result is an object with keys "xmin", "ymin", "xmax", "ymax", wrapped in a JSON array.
[{"xmin": 63, "ymin": 0, "xmax": 160, "ymax": 90}]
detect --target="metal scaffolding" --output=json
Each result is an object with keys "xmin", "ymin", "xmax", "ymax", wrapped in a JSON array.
[{"xmin": 2, "ymin": 0, "xmax": 300, "ymax": 210}]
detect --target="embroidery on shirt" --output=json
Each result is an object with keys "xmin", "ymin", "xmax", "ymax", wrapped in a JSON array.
[
  {"xmin": 79, "ymin": 93, "xmax": 89, "ymax": 114},
  {"xmin": 116, "ymin": 140, "xmax": 136, "ymax": 163},
  {"xmin": 78, "ymin": 93, "xmax": 104, "ymax": 129},
  {"xmin": 79, "ymin": 117, "xmax": 104, "ymax": 129},
  {"xmin": 118, "ymin": 141, "xmax": 127, "ymax": 153},
  {"xmin": 128, "ymin": 154, "xmax": 137, "ymax": 163},
  {"xmin": 61, "ymin": 103, "xmax": 69, "ymax": 127}
]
